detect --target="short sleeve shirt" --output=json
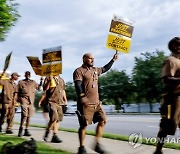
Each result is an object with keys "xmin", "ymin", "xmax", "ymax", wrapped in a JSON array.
[
  {"xmin": 43, "ymin": 76, "xmax": 66, "ymax": 105},
  {"xmin": 18, "ymin": 79, "xmax": 38, "ymax": 104},
  {"xmin": 0, "ymin": 79, "xmax": 18, "ymax": 104},
  {"xmin": 162, "ymin": 55, "xmax": 180, "ymax": 94},
  {"xmin": 73, "ymin": 65, "xmax": 102, "ymax": 105}
]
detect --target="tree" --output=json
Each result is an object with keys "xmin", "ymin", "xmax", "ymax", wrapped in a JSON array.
[
  {"xmin": 34, "ymin": 91, "xmax": 43, "ymax": 111},
  {"xmin": 99, "ymin": 70, "xmax": 133, "ymax": 111},
  {"xmin": 0, "ymin": 0, "xmax": 20, "ymax": 41},
  {"xmin": 132, "ymin": 50, "xmax": 166, "ymax": 112},
  {"xmin": 65, "ymin": 82, "xmax": 77, "ymax": 101}
]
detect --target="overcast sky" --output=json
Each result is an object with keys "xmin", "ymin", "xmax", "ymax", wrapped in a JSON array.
[{"xmin": 0, "ymin": 0, "xmax": 180, "ymax": 83}]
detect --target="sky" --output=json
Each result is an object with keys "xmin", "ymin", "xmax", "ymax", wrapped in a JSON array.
[{"xmin": 0, "ymin": 0, "xmax": 180, "ymax": 83}]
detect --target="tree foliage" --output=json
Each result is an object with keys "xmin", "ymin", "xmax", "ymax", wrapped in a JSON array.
[
  {"xmin": 99, "ymin": 70, "xmax": 133, "ymax": 110},
  {"xmin": 132, "ymin": 50, "xmax": 166, "ymax": 112},
  {"xmin": 0, "ymin": 0, "xmax": 20, "ymax": 41},
  {"xmin": 65, "ymin": 82, "xmax": 77, "ymax": 101},
  {"xmin": 34, "ymin": 91, "xmax": 43, "ymax": 111}
]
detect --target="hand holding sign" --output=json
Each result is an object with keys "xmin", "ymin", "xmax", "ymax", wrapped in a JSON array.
[{"xmin": 112, "ymin": 51, "xmax": 119, "ymax": 61}]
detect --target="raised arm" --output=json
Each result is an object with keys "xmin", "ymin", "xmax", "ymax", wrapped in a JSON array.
[
  {"xmin": 36, "ymin": 77, "xmax": 43, "ymax": 90},
  {"xmin": 102, "ymin": 52, "xmax": 118, "ymax": 73}
]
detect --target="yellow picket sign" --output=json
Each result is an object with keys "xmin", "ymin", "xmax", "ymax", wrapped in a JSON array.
[
  {"xmin": 42, "ymin": 46, "xmax": 62, "ymax": 76},
  {"xmin": 26, "ymin": 56, "xmax": 42, "ymax": 75},
  {"xmin": 43, "ymin": 51, "xmax": 62, "ymax": 63},
  {"xmin": 0, "ymin": 73, "xmax": 9, "ymax": 80},
  {"xmin": 109, "ymin": 20, "xmax": 134, "ymax": 38},
  {"xmin": 106, "ymin": 34, "xmax": 131, "ymax": 53},
  {"xmin": 42, "ymin": 62, "xmax": 62, "ymax": 76},
  {"xmin": 0, "ymin": 73, "xmax": 9, "ymax": 91},
  {"xmin": 106, "ymin": 15, "xmax": 134, "ymax": 53}
]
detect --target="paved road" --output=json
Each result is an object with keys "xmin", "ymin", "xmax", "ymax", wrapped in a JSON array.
[{"xmin": 14, "ymin": 113, "xmax": 180, "ymax": 139}]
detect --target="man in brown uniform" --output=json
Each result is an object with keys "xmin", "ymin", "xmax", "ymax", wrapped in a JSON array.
[
  {"xmin": 0, "ymin": 72, "xmax": 20, "ymax": 134},
  {"xmin": 73, "ymin": 52, "xmax": 118, "ymax": 154},
  {"xmin": 18, "ymin": 71, "xmax": 42, "ymax": 137},
  {"xmin": 154, "ymin": 37, "xmax": 180, "ymax": 154},
  {"xmin": 43, "ymin": 75, "xmax": 67, "ymax": 143}
]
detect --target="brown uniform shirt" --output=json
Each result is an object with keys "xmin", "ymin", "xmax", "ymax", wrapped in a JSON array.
[
  {"xmin": 0, "ymin": 79, "xmax": 18, "ymax": 104},
  {"xmin": 43, "ymin": 76, "xmax": 66, "ymax": 105},
  {"xmin": 18, "ymin": 79, "xmax": 38, "ymax": 104},
  {"xmin": 162, "ymin": 54, "xmax": 180, "ymax": 94},
  {"xmin": 73, "ymin": 65, "xmax": 102, "ymax": 105},
  {"xmin": 161, "ymin": 53, "xmax": 180, "ymax": 133}
]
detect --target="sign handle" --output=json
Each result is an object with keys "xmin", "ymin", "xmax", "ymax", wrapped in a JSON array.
[{"xmin": 115, "ymin": 50, "xmax": 118, "ymax": 54}]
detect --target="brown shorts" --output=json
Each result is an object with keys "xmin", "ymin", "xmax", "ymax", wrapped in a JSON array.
[
  {"xmin": 20, "ymin": 97, "xmax": 35, "ymax": 117},
  {"xmin": 77, "ymin": 103, "xmax": 106, "ymax": 127},
  {"xmin": 160, "ymin": 94, "xmax": 180, "ymax": 135},
  {"xmin": 49, "ymin": 103, "xmax": 63, "ymax": 122}
]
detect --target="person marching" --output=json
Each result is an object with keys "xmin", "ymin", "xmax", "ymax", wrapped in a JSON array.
[
  {"xmin": 73, "ymin": 52, "xmax": 118, "ymax": 154},
  {"xmin": 154, "ymin": 37, "xmax": 180, "ymax": 154},
  {"xmin": 0, "ymin": 72, "xmax": 20, "ymax": 134},
  {"xmin": 42, "ymin": 75, "xmax": 67, "ymax": 143},
  {"xmin": 18, "ymin": 71, "xmax": 42, "ymax": 137}
]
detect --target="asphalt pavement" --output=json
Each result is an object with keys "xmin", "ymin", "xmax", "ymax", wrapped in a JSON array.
[{"xmin": 1, "ymin": 124, "xmax": 180, "ymax": 154}]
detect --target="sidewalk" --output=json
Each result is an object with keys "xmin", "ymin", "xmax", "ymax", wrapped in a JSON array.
[{"xmin": 6, "ymin": 125, "xmax": 180, "ymax": 154}]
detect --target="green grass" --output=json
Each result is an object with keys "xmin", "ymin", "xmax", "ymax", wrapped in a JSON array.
[
  {"xmin": 163, "ymin": 142, "xmax": 180, "ymax": 150},
  {"xmin": 0, "ymin": 133, "xmax": 69, "ymax": 154}
]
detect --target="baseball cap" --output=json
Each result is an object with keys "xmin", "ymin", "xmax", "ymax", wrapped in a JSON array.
[{"xmin": 11, "ymin": 72, "xmax": 20, "ymax": 77}]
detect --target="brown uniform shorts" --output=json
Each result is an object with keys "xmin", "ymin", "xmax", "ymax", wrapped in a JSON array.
[
  {"xmin": 77, "ymin": 102, "xmax": 106, "ymax": 127},
  {"xmin": 20, "ymin": 97, "xmax": 35, "ymax": 118},
  {"xmin": 49, "ymin": 103, "xmax": 63, "ymax": 122},
  {"xmin": 160, "ymin": 94, "xmax": 180, "ymax": 135}
]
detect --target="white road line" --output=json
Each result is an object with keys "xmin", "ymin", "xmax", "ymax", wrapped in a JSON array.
[{"xmin": 148, "ymin": 126, "xmax": 159, "ymax": 128}]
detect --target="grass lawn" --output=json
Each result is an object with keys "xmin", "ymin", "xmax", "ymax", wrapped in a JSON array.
[{"xmin": 0, "ymin": 133, "xmax": 69, "ymax": 154}]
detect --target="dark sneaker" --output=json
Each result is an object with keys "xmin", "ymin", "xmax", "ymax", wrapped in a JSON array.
[
  {"xmin": 6, "ymin": 130, "xmax": 13, "ymax": 134},
  {"xmin": 51, "ymin": 135, "xmax": 62, "ymax": 143},
  {"xmin": 43, "ymin": 130, "xmax": 49, "ymax": 142},
  {"xmin": 24, "ymin": 129, "xmax": 31, "ymax": 136},
  {"xmin": 78, "ymin": 146, "xmax": 87, "ymax": 154},
  {"xmin": 154, "ymin": 150, "xmax": 163, "ymax": 154},
  {"xmin": 18, "ymin": 127, "xmax": 23, "ymax": 137},
  {"xmin": 94, "ymin": 143, "xmax": 105, "ymax": 154}
]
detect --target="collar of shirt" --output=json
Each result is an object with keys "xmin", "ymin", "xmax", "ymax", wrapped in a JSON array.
[{"xmin": 82, "ymin": 64, "xmax": 93, "ymax": 70}]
